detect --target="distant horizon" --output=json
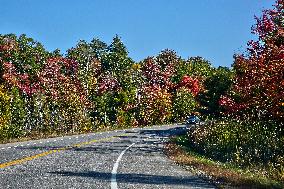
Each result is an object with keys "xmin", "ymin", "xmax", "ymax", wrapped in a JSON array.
[{"xmin": 1, "ymin": 0, "xmax": 275, "ymax": 67}]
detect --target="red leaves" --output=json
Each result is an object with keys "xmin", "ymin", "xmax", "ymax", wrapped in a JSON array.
[
  {"xmin": 97, "ymin": 75, "xmax": 119, "ymax": 94},
  {"xmin": 2, "ymin": 61, "xmax": 42, "ymax": 96},
  {"xmin": 224, "ymin": 0, "xmax": 284, "ymax": 120},
  {"xmin": 254, "ymin": 14, "xmax": 275, "ymax": 37},
  {"xmin": 141, "ymin": 57, "xmax": 163, "ymax": 85},
  {"xmin": 141, "ymin": 56, "xmax": 202, "ymax": 96},
  {"xmin": 40, "ymin": 58, "xmax": 87, "ymax": 103},
  {"xmin": 253, "ymin": 1, "xmax": 284, "ymax": 44},
  {"xmin": 43, "ymin": 57, "xmax": 78, "ymax": 77},
  {"xmin": 177, "ymin": 75, "xmax": 200, "ymax": 96},
  {"xmin": 139, "ymin": 84, "xmax": 172, "ymax": 125},
  {"xmin": 1, "ymin": 55, "xmax": 89, "ymax": 106},
  {"xmin": 219, "ymin": 96, "xmax": 247, "ymax": 113}
]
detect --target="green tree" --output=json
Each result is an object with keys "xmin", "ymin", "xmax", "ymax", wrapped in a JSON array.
[
  {"xmin": 104, "ymin": 35, "xmax": 135, "ymax": 89},
  {"xmin": 0, "ymin": 34, "xmax": 49, "ymax": 77},
  {"xmin": 173, "ymin": 56, "xmax": 214, "ymax": 84},
  {"xmin": 172, "ymin": 87, "xmax": 197, "ymax": 122},
  {"xmin": 198, "ymin": 66, "xmax": 233, "ymax": 116}
]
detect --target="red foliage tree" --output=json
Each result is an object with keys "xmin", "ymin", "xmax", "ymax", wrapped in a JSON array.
[
  {"xmin": 2, "ymin": 62, "xmax": 41, "ymax": 96},
  {"xmin": 177, "ymin": 75, "xmax": 200, "ymax": 96},
  {"xmin": 39, "ymin": 57, "xmax": 88, "ymax": 104},
  {"xmin": 222, "ymin": 0, "xmax": 284, "ymax": 121}
]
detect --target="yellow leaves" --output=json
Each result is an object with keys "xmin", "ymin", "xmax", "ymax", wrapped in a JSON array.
[
  {"xmin": 139, "ymin": 85, "xmax": 172, "ymax": 124},
  {"xmin": 92, "ymin": 77, "xmax": 97, "ymax": 85},
  {"xmin": 0, "ymin": 87, "xmax": 10, "ymax": 102},
  {"xmin": 0, "ymin": 85, "xmax": 11, "ymax": 128},
  {"xmin": 131, "ymin": 63, "xmax": 141, "ymax": 70},
  {"xmin": 0, "ymin": 85, "xmax": 10, "ymax": 107}
]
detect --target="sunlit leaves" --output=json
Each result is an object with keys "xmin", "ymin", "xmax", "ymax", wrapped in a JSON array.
[
  {"xmin": 0, "ymin": 85, "xmax": 11, "ymax": 128},
  {"xmin": 222, "ymin": 0, "xmax": 284, "ymax": 121},
  {"xmin": 138, "ymin": 84, "xmax": 172, "ymax": 125},
  {"xmin": 0, "ymin": 35, "xmax": 93, "ymax": 135},
  {"xmin": 172, "ymin": 87, "xmax": 197, "ymax": 122},
  {"xmin": 177, "ymin": 75, "xmax": 200, "ymax": 96}
]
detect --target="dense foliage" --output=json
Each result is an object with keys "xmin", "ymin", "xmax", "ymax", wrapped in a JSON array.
[
  {"xmin": 220, "ymin": 0, "xmax": 284, "ymax": 122},
  {"xmin": 0, "ymin": 33, "xmax": 222, "ymax": 140},
  {"xmin": 186, "ymin": 0, "xmax": 284, "ymax": 182}
]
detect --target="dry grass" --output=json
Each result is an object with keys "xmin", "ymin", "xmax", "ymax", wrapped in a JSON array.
[
  {"xmin": 165, "ymin": 141, "xmax": 283, "ymax": 189},
  {"xmin": 0, "ymin": 123, "xmax": 147, "ymax": 144},
  {"xmin": 0, "ymin": 131, "xmax": 86, "ymax": 144}
]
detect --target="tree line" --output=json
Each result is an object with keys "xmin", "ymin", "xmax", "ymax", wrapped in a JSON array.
[{"xmin": 0, "ymin": 32, "xmax": 234, "ymax": 140}]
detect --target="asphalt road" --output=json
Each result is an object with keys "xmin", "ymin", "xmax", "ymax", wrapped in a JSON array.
[{"xmin": 0, "ymin": 124, "xmax": 215, "ymax": 189}]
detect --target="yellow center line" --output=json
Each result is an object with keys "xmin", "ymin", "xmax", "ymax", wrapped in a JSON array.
[{"xmin": 0, "ymin": 133, "xmax": 128, "ymax": 169}]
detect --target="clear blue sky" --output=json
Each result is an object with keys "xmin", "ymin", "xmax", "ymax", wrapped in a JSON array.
[{"xmin": 1, "ymin": 0, "xmax": 274, "ymax": 67}]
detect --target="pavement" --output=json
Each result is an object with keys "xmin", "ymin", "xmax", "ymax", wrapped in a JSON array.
[{"xmin": 0, "ymin": 124, "xmax": 216, "ymax": 189}]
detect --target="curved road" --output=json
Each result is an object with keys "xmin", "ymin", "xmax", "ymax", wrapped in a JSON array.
[{"xmin": 0, "ymin": 124, "xmax": 215, "ymax": 189}]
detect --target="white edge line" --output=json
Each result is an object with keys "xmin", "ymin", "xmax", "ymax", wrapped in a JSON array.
[{"xmin": 111, "ymin": 143, "xmax": 135, "ymax": 189}]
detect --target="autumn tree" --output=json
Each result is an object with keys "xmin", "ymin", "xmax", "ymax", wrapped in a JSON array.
[
  {"xmin": 0, "ymin": 34, "xmax": 50, "ymax": 133},
  {"xmin": 221, "ymin": 0, "xmax": 284, "ymax": 121},
  {"xmin": 139, "ymin": 50, "xmax": 180, "ymax": 124}
]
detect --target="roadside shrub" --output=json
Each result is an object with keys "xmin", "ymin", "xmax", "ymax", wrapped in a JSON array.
[{"xmin": 187, "ymin": 119, "xmax": 284, "ymax": 180}]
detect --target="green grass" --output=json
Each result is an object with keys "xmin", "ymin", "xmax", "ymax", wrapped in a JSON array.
[{"xmin": 165, "ymin": 135, "xmax": 284, "ymax": 189}]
